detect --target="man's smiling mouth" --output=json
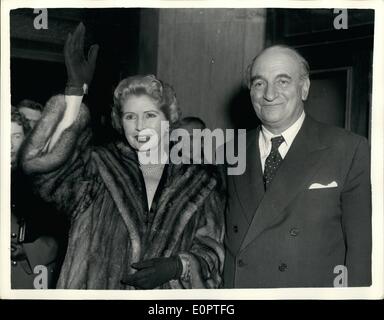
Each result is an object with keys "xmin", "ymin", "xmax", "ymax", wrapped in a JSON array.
[{"xmin": 262, "ymin": 103, "xmax": 283, "ymax": 107}]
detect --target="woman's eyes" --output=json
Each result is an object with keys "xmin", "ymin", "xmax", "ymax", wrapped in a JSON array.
[
  {"xmin": 145, "ymin": 112, "xmax": 157, "ymax": 119},
  {"xmin": 124, "ymin": 114, "xmax": 136, "ymax": 120},
  {"xmin": 123, "ymin": 112, "xmax": 158, "ymax": 120}
]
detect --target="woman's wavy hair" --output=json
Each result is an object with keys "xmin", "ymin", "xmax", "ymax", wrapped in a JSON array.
[{"xmin": 111, "ymin": 75, "xmax": 181, "ymax": 135}]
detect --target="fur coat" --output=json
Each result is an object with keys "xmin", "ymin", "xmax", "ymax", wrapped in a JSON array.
[{"xmin": 21, "ymin": 95, "xmax": 226, "ymax": 289}]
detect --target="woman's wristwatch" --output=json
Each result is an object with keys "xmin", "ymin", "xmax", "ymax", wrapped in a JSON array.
[{"xmin": 65, "ymin": 83, "xmax": 88, "ymax": 96}]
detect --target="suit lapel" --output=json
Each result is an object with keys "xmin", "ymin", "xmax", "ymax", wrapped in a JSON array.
[
  {"xmin": 240, "ymin": 116, "xmax": 329, "ymax": 252},
  {"xmin": 232, "ymin": 128, "xmax": 265, "ymax": 223}
]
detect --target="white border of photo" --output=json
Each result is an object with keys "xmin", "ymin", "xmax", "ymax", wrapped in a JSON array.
[{"xmin": 1, "ymin": 0, "xmax": 383, "ymax": 300}]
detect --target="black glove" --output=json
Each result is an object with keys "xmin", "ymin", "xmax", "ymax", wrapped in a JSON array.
[
  {"xmin": 64, "ymin": 22, "xmax": 99, "ymax": 88},
  {"xmin": 121, "ymin": 256, "xmax": 183, "ymax": 289}
]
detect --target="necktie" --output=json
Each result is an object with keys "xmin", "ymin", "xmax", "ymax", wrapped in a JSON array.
[{"xmin": 263, "ymin": 136, "xmax": 285, "ymax": 190}]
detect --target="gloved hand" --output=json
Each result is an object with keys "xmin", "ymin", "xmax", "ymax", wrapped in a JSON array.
[
  {"xmin": 64, "ymin": 22, "xmax": 99, "ymax": 88},
  {"xmin": 121, "ymin": 256, "xmax": 183, "ymax": 289}
]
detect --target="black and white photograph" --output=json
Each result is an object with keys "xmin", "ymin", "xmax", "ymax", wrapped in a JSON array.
[{"xmin": 1, "ymin": 0, "xmax": 383, "ymax": 300}]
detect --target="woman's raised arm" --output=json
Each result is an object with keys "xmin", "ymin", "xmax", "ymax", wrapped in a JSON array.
[{"xmin": 47, "ymin": 22, "xmax": 98, "ymax": 151}]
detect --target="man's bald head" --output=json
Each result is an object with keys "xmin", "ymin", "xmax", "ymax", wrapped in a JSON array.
[{"xmin": 247, "ymin": 45, "xmax": 310, "ymax": 88}]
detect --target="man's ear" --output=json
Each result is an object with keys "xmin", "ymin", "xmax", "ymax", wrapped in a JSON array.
[{"xmin": 301, "ymin": 77, "xmax": 310, "ymax": 101}]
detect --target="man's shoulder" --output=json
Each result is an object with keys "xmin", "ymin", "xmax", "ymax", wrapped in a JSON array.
[{"xmin": 308, "ymin": 117, "xmax": 369, "ymax": 149}]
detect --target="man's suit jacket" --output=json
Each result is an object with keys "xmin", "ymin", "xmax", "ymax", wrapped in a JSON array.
[{"xmin": 224, "ymin": 116, "xmax": 371, "ymax": 288}]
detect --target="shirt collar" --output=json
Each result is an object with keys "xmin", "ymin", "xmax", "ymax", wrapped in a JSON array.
[{"xmin": 261, "ymin": 111, "xmax": 306, "ymax": 148}]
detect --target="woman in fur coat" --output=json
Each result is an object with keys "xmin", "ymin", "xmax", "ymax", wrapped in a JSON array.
[{"xmin": 21, "ymin": 23, "xmax": 225, "ymax": 289}]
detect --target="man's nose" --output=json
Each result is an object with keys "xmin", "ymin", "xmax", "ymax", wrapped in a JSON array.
[{"xmin": 263, "ymin": 83, "xmax": 277, "ymax": 101}]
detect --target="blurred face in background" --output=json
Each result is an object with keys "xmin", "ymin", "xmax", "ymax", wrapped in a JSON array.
[
  {"xmin": 179, "ymin": 120, "xmax": 207, "ymax": 163},
  {"xmin": 11, "ymin": 121, "xmax": 25, "ymax": 169},
  {"xmin": 18, "ymin": 107, "xmax": 42, "ymax": 129},
  {"xmin": 121, "ymin": 95, "xmax": 168, "ymax": 152}
]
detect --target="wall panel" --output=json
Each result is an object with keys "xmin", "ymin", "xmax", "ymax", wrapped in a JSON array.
[{"xmin": 156, "ymin": 8, "xmax": 266, "ymax": 130}]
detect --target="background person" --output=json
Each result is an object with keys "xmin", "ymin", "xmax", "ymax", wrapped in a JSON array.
[
  {"xmin": 16, "ymin": 99, "xmax": 43, "ymax": 129},
  {"xmin": 178, "ymin": 116, "xmax": 207, "ymax": 164},
  {"xmin": 11, "ymin": 107, "xmax": 66, "ymax": 289}
]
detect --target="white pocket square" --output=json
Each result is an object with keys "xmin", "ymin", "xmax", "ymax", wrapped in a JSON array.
[{"xmin": 309, "ymin": 181, "xmax": 338, "ymax": 189}]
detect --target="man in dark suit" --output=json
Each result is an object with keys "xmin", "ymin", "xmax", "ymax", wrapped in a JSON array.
[{"xmin": 223, "ymin": 45, "xmax": 371, "ymax": 287}]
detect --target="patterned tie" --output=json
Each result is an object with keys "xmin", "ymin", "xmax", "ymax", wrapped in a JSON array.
[{"xmin": 263, "ymin": 136, "xmax": 285, "ymax": 190}]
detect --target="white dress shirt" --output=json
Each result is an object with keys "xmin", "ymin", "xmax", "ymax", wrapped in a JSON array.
[{"xmin": 259, "ymin": 111, "xmax": 306, "ymax": 172}]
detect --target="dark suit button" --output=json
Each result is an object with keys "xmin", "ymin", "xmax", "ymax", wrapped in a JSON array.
[
  {"xmin": 12, "ymin": 260, "xmax": 17, "ymax": 266},
  {"xmin": 278, "ymin": 263, "xmax": 287, "ymax": 272},
  {"xmin": 237, "ymin": 259, "xmax": 245, "ymax": 267},
  {"xmin": 233, "ymin": 225, "xmax": 239, "ymax": 233},
  {"xmin": 11, "ymin": 233, "xmax": 17, "ymax": 239},
  {"xmin": 290, "ymin": 228, "xmax": 299, "ymax": 237}
]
